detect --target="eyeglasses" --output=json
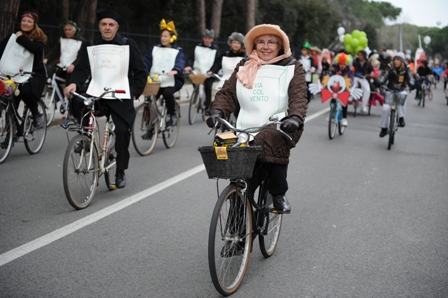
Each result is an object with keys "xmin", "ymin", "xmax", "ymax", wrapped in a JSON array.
[{"xmin": 256, "ymin": 40, "xmax": 278, "ymax": 48}]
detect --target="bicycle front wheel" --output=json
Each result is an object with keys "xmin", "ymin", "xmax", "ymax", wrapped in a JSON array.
[
  {"xmin": 328, "ymin": 106, "xmax": 336, "ymax": 139},
  {"xmin": 338, "ymin": 109, "xmax": 345, "ymax": 135},
  {"xmin": 63, "ymin": 135, "xmax": 99, "ymax": 209},
  {"xmin": 388, "ymin": 109, "xmax": 396, "ymax": 150},
  {"xmin": 24, "ymin": 101, "xmax": 47, "ymax": 154},
  {"xmin": 162, "ymin": 101, "xmax": 180, "ymax": 148},
  {"xmin": 132, "ymin": 100, "xmax": 159, "ymax": 156},
  {"xmin": 42, "ymin": 86, "xmax": 55, "ymax": 126},
  {"xmin": 209, "ymin": 184, "xmax": 252, "ymax": 296},
  {"xmin": 188, "ymin": 87, "xmax": 199, "ymax": 125},
  {"xmin": 258, "ymin": 182, "xmax": 283, "ymax": 258},
  {"xmin": 0, "ymin": 107, "xmax": 13, "ymax": 164},
  {"xmin": 104, "ymin": 129, "xmax": 117, "ymax": 190}
]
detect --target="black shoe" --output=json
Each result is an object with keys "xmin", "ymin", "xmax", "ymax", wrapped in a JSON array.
[
  {"xmin": 74, "ymin": 141, "xmax": 90, "ymax": 154},
  {"xmin": 398, "ymin": 117, "xmax": 405, "ymax": 127},
  {"xmin": 116, "ymin": 169, "xmax": 126, "ymax": 189},
  {"xmin": 220, "ymin": 241, "xmax": 244, "ymax": 258},
  {"xmin": 379, "ymin": 128, "xmax": 388, "ymax": 138},
  {"xmin": 33, "ymin": 113, "xmax": 43, "ymax": 127},
  {"xmin": 1, "ymin": 139, "xmax": 10, "ymax": 149},
  {"xmin": 169, "ymin": 114, "xmax": 178, "ymax": 126},
  {"xmin": 272, "ymin": 195, "xmax": 291, "ymax": 214},
  {"xmin": 141, "ymin": 127, "xmax": 154, "ymax": 140}
]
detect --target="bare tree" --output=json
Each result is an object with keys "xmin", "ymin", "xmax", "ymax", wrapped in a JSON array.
[
  {"xmin": 74, "ymin": 0, "xmax": 98, "ymax": 40},
  {"xmin": 246, "ymin": 0, "xmax": 257, "ymax": 32},
  {"xmin": 0, "ymin": 0, "xmax": 21, "ymax": 40},
  {"xmin": 196, "ymin": 0, "xmax": 205, "ymax": 34},
  {"xmin": 60, "ymin": 0, "xmax": 69, "ymax": 21},
  {"xmin": 210, "ymin": 0, "xmax": 224, "ymax": 37}
]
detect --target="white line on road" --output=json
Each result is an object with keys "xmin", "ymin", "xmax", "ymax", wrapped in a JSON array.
[{"xmin": 0, "ymin": 107, "xmax": 328, "ymax": 267}]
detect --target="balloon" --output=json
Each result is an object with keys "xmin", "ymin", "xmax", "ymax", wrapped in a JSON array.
[
  {"xmin": 339, "ymin": 35, "xmax": 345, "ymax": 43},
  {"xmin": 344, "ymin": 34, "xmax": 352, "ymax": 44},
  {"xmin": 352, "ymin": 30, "xmax": 361, "ymax": 39},
  {"xmin": 350, "ymin": 38, "xmax": 359, "ymax": 49},
  {"xmin": 359, "ymin": 36, "xmax": 368, "ymax": 48},
  {"xmin": 359, "ymin": 31, "xmax": 367, "ymax": 38},
  {"xmin": 345, "ymin": 44, "xmax": 353, "ymax": 55},
  {"xmin": 356, "ymin": 45, "xmax": 364, "ymax": 53},
  {"xmin": 423, "ymin": 36, "xmax": 431, "ymax": 45},
  {"xmin": 337, "ymin": 26, "xmax": 345, "ymax": 36}
]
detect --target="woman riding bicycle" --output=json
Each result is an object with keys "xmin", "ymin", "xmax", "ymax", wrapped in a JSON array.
[
  {"xmin": 379, "ymin": 52, "xmax": 414, "ymax": 138},
  {"xmin": 0, "ymin": 11, "xmax": 47, "ymax": 129},
  {"xmin": 415, "ymin": 60, "xmax": 433, "ymax": 100},
  {"xmin": 143, "ymin": 19, "xmax": 185, "ymax": 127},
  {"xmin": 207, "ymin": 24, "xmax": 307, "ymax": 214}
]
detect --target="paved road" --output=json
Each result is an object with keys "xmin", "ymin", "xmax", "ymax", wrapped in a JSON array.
[{"xmin": 1, "ymin": 87, "xmax": 447, "ymax": 297}]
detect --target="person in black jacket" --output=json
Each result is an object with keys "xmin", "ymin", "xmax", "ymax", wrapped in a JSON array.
[
  {"xmin": 353, "ymin": 50, "xmax": 374, "ymax": 113},
  {"xmin": 415, "ymin": 60, "xmax": 434, "ymax": 100},
  {"xmin": 0, "ymin": 11, "xmax": 47, "ymax": 129},
  {"xmin": 184, "ymin": 29, "xmax": 221, "ymax": 111},
  {"xmin": 64, "ymin": 4, "xmax": 147, "ymax": 189}
]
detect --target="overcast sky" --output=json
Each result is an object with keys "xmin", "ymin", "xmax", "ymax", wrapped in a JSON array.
[{"xmin": 372, "ymin": 0, "xmax": 448, "ymax": 28}]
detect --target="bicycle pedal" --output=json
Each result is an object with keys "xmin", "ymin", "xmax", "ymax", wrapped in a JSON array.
[{"xmin": 109, "ymin": 184, "xmax": 117, "ymax": 190}]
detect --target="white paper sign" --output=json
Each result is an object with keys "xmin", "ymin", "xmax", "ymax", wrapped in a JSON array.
[
  {"xmin": 193, "ymin": 46, "xmax": 216, "ymax": 74},
  {"xmin": 0, "ymin": 34, "xmax": 34, "ymax": 83},
  {"xmin": 150, "ymin": 46, "xmax": 178, "ymax": 88},
  {"xmin": 58, "ymin": 38, "xmax": 82, "ymax": 68},
  {"xmin": 86, "ymin": 44, "xmax": 130, "ymax": 99},
  {"xmin": 217, "ymin": 56, "xmax": 241, "ymax": 88}
]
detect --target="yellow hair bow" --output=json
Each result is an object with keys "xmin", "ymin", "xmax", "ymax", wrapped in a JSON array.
[{"xmin": 160, "ymin": 19, "xmax": 176, "ymax": 35}]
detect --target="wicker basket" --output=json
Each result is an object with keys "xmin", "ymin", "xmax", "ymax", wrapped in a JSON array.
[
  {"xmin": 189, "ymin": 74, "xmax": 207, "ymax": 85},
  {"xmin": 142, "ymin": 82, "xmax": 161, "ymax": 96},
  {"xmin": 198, "ymin": 146, "xmax": 262, "ymax": 179}
]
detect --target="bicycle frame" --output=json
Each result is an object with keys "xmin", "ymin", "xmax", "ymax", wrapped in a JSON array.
[{"xmin": 48, "ymin": 72, "xmax": 69, "ymax": 110}]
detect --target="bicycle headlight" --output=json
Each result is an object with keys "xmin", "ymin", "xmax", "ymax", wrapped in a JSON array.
[{"xmin": 237, "ymin": 133, "xmax": 249, "ymax": 144}]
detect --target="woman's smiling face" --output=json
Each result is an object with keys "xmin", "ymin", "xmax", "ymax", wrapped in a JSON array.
[
  {"xmin": 254, "ymin": 34, "xmax": 281, "ymax": 62},
  {"xmin": 20, "ymin": 17, "xmax": 35, "ymax": 33}
]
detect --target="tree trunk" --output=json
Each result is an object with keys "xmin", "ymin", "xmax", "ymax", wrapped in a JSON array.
[
  {"xmin": 74, "ymin": 0, "xmax": 98, "ymax": 40},
  {"xmin": 246, "ymin": 0, "xmax": 257, "ymax": 33},
  {"xmin": 210, "ymin": 0, "xmax": 224, "ymax": 37},
  {"xmin": 0, "ymin": 0, "xmax": 21, "ymax": 40},
  {"xmin": 60, "ymin": 0, "xmax": 69, "ymax": 22},
  {"xmin": 196, "ymin": 0, "xmax": 205, "ymax": 35}
]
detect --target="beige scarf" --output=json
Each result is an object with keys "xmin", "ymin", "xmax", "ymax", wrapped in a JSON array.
[{"xmin": 236, "ymin": 48, "xmax": 292, "ymax": 89}]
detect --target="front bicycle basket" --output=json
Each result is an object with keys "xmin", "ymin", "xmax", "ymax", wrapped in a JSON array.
[
  {"xmin": 198, "ymin": 146, "xmax": 262, "ymax": 179},
  {"xmin": 142, "ymin": 82, "xmax": 161, "ymax": 97}
]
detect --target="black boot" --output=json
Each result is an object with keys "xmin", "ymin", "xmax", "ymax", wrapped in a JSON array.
[
  {"xmin": 116, "ymin": 169, "xmax": 126, "ymax": 189},
  {"xmin": 379, "ymin": 127, "xmax": 388, "ymax": 138},
  {"xmin": 398, "ymin": 117, "xmax": 405, "ymax": 127},
  {"xmin": 272, "ymin": 195, "xmax": 291, "ymax": 214}
]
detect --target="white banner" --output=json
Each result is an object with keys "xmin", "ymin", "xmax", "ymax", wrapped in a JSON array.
[
  {"xmin": 150, "ymin": 46, "xmax": 178, "ymax": 88},
  {"xmin": 193, "ymin": 46, "xmax": 216, "ymax": 74},
  {"xmin": 86, "ymin": 44, "xmax": 130, "ymax": 99},
  {"xmin": 0, "ymin": 34, "xmax": 34, "ymax": 83},
  {"xmin": 58, "ymin": 38, "xmax": 82, "ymax": 68}
]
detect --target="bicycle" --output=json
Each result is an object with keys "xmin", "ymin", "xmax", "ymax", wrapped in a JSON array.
[
  {"xmin": 418, "ymin": 77, "xmax": 430, "ymax": 107},
  {"xmin": 188, "ymin": 72, "xmax": 207, "ymax": 125},
  {"xmin": 199, "ymin": 118, "xmax": 292, "ymax": 296},
  {"xmin": 384, "ymin": 88, "xmax": 406, "ymax": 150},
  {"xmin": 62, "ymin": 88, "xmax": 120, "ymax": 209},
  {"xmin": 328, "ymin": 95, "xmax": 346, "ymax": 140},
  {"xmin": 42, "ymin": 66, "xmax": 70, "ymax": 126},
  {"xmin": 132, "ymin": 81, "xmax": 181, "ymax": 156},
  {"xmin": 210, "ymin": 73, "xmax": 236, "ymax": 136},
  {"xmin": 444, "ymin": 77, "xmax": 448, "ymax": 105},
  {"xmin": 0, "ymin": 70, "xmax": 47, "ymax": 164}
]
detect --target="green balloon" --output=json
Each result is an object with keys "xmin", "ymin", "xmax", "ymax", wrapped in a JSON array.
[
  {"xmin": 344, "ymin": 34, "xmax": 352, "ymax": 44},
  {"xmin": 345, "ymin": 44, "xmax": 353, "ymax": 55},
  {"xmin": 359, "ymin": 36, "xmax": 368, "ymax": 48},
  {"xmin": 356, "ymin": 45, "xmax": 364, "ymax": 53},
  {"xmin": 360, "ymin": 31, "xmax": 367, "ymax": 38},
  {"xmin": 352, "ymin": 30, "xmax": 361, "ymax": 39},
  {"xmin": 350, "ymin": 38, "xmax": 359, "ymax": 49}
]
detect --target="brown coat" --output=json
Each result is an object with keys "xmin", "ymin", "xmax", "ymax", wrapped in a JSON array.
[{"xmin": 210, "ymin": 56, "xmax": 308, "ymax": 164}]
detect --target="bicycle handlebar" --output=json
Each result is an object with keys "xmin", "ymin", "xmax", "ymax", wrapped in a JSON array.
[
  {"xmin": 70, "ymin": 88, "xmax": 126, "ymax": 105},
  {"xmin": 0, "ymin": 69, "xmax": 35, "ymax": 80}
]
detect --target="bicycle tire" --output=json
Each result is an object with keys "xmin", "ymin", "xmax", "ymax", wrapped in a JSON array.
[
  {"xmin": 353, "ymin": 99, "xmax": 358, "ymax": 117},
  {"xmin": 24, "ymin": 101, "xmax": 47, "ymax": 155},
  {"xmin": 63, "ymin": 134, "xmax": 99, "ymax": 210},
  {"xmin": 188, "ymin": 87, "xmax": 199, "ymax": 125},
  {"xmin": 0, "ymin": 107, "xmax": 14, "ymax": 164},
  {"xmin": 209, "ymin": 184, "xmax": 252, "ymax": 296},
  {"xmin": 368, "ymin": 96, "xmax": 372, "ymax": 115},
  {"xmin": 338, "ymin": 108, "xmax": 345, "ymax": 135},
  {"xmin": 132, "ymin": 100, "xmax": 159, "ymax": 156},
  {"xmin": 42, "ymin": 86, "xmax": 56, "ymax": 126},
  {"xmin": 200, "ymin": 92, "xmax": 206, "ymax": 121},
  {"xmin": 388, "ymin": 109, "xmax": 395, "ymax": 150},
  {"xmin": 328, "ymin": 106, "xmax": 336, "ymax": 139},
  {"xmin": 104, "ymin": 128, "xmax": 117, "ymax": 190},
  {"xmin": 258, "ymin": 181, "xmax": 283, "ymax": 258},
  {"xmin": 423, "ymin": 91, "xmax": 427, "ymax": 107},
  {"xmin": 162, "ymin": 101, "xmax": 180, "ymax": 149}
]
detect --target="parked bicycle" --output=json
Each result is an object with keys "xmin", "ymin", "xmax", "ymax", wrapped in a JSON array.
[
  {"xmin": 199, "ymin": 117, "xmax": 291, "ymax": 296},
  {"xmin": 187, "ymin": 72, "xmax": 207, "ymax": 125},
  {"xmin": 41, "ymin": 66, "xmax": 70, "ymax": 126},
  {"xmin": 62, "ymin": 88, "xmax": 120, "ymax": 209},
  {"xmin": 132, "ymin": 81, "xmax": 180, "ymax": 156},
  {"xmin": 0, "ymin": 70, "xmax": 47, "ymax": 164}
]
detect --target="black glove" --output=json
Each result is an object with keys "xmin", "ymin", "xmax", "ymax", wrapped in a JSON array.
[
  {"xmin": 206, "ymin": 109, "xmax": 223, "ymax": 128},
  {"xmin": 280, "ymin": 115, "xmax": 303, "ymax": 133},
  {"xmin": 410, "ymin": 84, "xmax": 416, "ymax": 91}
]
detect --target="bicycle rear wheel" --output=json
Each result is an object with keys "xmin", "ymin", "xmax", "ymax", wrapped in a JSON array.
[
  {"xmin": 104, "ymin": 128, "xmax": 117, "ymax": 190},
  {"xmin": 209, "ymin": 184, "xmax": 252, "ymax": 296},
  {"xmin": 328, "ymin": 105, "xmax": 336, "ymax": 139},
  {"xmin": 132, "ymin": 100, "xmax": 159, "ymax": 156},
  {"xmin": 42, "ymin": 86, "xmax": 56, "ymax": 126},
  {"xmin": 0, "ymin": 107, "xmax": 13, "ymax": 164},
  {"xmin": 258, "ymin": 181, "xmax": 283, "ymax": 258},
  {"xmin": 388, "ymin": 109, "xmax": 396, "ymax": 150},
  {"xmin": 162, "ymin": 101, "xmax": 180, "ymax": 148},
  {"xmin": 24, "ymin": 101, "xmax": 47, "ymax": 154},
  {"xmin": 188, "ymin": 87, "xmax": 199, "ymax": 125},
  {"xmin": 63, "ymin": 134, "xmax": 99, "ymax": 209}
]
